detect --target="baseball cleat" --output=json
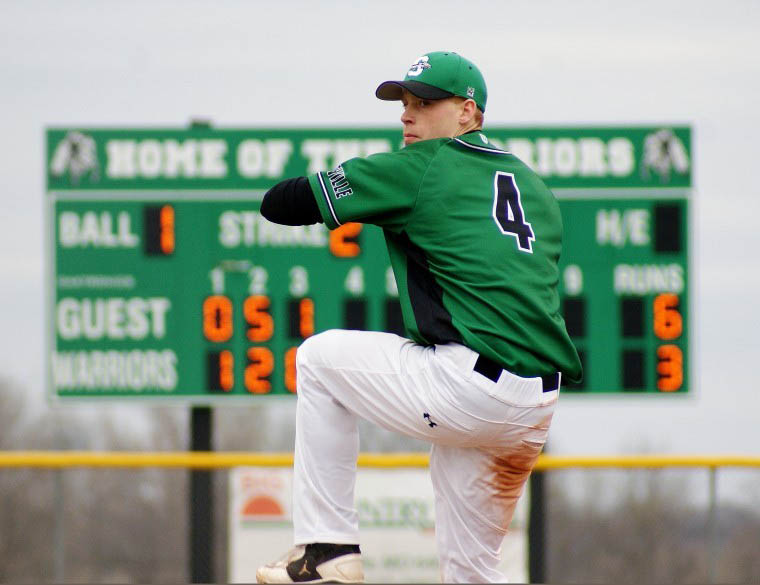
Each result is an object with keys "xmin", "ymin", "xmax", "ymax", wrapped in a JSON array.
[{"xmin": 256, "ymin": 543, "xmax": 364, "ymax": 583}]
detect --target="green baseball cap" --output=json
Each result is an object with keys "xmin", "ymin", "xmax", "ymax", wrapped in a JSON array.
[{"xmin": 376, "ymin": 51, "xmax": 487, "ymax": 113}]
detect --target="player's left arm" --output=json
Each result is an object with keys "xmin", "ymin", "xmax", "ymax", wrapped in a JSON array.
[
  {"xmin": 261, "ymin": 141, "xmax": 439, "ymax": 229},
  {"xmin": 308, "ymin": 143, "xmax": 440, "ymax": 230}
]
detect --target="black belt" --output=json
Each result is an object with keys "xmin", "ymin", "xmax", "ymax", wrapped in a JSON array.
[{"xmin": 474, "ymin": 354, "xmax": 560, "ymax": 392}]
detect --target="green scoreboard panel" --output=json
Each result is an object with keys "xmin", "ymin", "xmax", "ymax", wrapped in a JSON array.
[{"xmin": 45, "ymin": 126, "xmax": 691, "ymax": 401}]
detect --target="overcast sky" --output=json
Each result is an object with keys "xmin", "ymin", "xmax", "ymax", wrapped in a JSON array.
[{"xmin": 1, "ymin": 0, "xmax": 759, "ymax": 458}]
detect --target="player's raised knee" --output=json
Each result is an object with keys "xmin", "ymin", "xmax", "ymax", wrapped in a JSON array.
[{"xmin": 296, "ymin": 329, "xmax": 346, "ymax": 369}]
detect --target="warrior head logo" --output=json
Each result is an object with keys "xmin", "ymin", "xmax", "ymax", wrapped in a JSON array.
[
  {"xmin": 50, "ymin": 131, "xmax": 100, "ymax": 185},
  {"xmin": 407, "ymin": 56, "xmax": 431, "ymax": 77},
  {"xmin": 641, "ymin": 128, "xmax": 689, "ymax": 183}
]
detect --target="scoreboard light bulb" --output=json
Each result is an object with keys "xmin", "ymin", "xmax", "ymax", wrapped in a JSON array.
[
  {"xmin": 285, "ymin": 347, "xmax": 298, "ymax": 393},
  {"xmin": 656, "ymin": 344, "xmax": 683, "ymax": 392},
  {"xmin": 299, "ymin": 298, "xmax": 315, "ymax": 338},
  {"xmin": 653, "ymin": 293, "xmax": 683, "ymax": 340},
  {"xmin": 244, "ymin": 295, "xmax": 274, "ymax": 342},
  {"xmin": 159, "ymin": 205, "xmax": 175, "ymax": 254},
  {"xmin": 203, "ymin": 295, "xmax": 234, "ymax": 342},
  {"xmin": 245, "ymin": 347, "xmax": 274, "ymax": 394},
  {"xmin": 329, "ymin": 223, "xmax": 363, "ymax": 257},
  {"xmin": 219, "ymin": 350, "xmax": 234, "ymax": 391}
]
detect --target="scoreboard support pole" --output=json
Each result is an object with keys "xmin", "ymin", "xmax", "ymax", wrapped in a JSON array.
[
  {"xmin": 190, "ymin": 406, "xmax": 214, "ymax": 583},
  {"xmin": 190, "ymin": 119, "xmax": 217, "ymax": 584},
  {"xmin": 528, "ymin": 468, "xmax": 547, "ymax": 583}
]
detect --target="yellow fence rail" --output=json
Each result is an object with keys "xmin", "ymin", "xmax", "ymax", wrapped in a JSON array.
[{"xmin": 1, "ymin": 451, "xmax": 759, "ymax": 469}]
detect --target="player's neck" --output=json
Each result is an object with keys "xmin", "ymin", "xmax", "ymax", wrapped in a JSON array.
[{"xmin": 455, "ymin": 122, "xmax": 482, "ymax": 137}]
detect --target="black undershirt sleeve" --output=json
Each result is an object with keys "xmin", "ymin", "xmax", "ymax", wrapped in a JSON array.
[{"xmin": 260, "ymin": 176, "xmax": 323, "ymax": 226}]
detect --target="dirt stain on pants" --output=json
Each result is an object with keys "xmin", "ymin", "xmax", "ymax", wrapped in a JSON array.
[{"xmin": 487, "ymin": 439, "xmax": 546, "ymax": 528}]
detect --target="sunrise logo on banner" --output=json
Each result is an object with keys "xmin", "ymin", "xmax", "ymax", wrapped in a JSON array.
[{"xmin": 235, "ymin": 468, "xmax": 291, "ymax": 524}]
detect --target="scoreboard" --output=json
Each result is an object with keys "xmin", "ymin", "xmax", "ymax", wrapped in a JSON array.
[{"xmin": 46, "ymin": 126, "xmax": 691, "ymax": 401}]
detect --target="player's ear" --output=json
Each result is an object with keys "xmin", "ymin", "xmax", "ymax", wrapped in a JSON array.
[{"xmin": 459, "ymin": 99, "xmax": 477, "ymax": 125}]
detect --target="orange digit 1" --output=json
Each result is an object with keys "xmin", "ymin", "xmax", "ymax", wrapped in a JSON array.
[
  {"xmin": 219, "ymin": 350, "xmax": 234, "ymax": 391},
  {"xmin": 245, "ymin": 347, "xmax": 274, "ymax": 394},
  {"xmin": 160, "ymin": 205, "xmax": 175, "ymax": 254},
  {"xmin": 329, "ymin": 222, "xmax": 363, "ymax": 257},
  {"xmin": 657, "ymin": 344, "xmax": 683, "ymax": 392},
  {"xmin": 285, "ymin": 347, "xmax": 298, "ymax": 393},
  {"xmin": 653, "ymin": 293, "xmax": 682, "ymax": 340},
  {"xmin": 203, "ymin": 295, "xmax": 233, "ymax": 342},
  {"xmin": 299, "ymin": 298, "xmax": 314, "ymax": 338},
  {"xmin": 244, "ymin": 295, "xmax": 274, "ymax": 342}
]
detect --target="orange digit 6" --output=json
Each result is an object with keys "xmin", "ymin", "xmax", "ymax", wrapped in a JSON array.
[
  {"xmin": 285, "ymin": 347, "xmax": 298, "ymax": 393},
  {"xmin": 244, "ymin": 295, "xmax": 274, "ymax": 342},
  {"xmin": 245, "ymin": 347, "xmax": 274, "ymax": 394},
  {"xmin": 203, "ymin": 295, "xmax": 233, "ymax": 342},
  {"xmin": 653, "ymin": 293, "xmax": 682, "ymax": 340},
  {"xmin": 657, "ymin": 344, "xmax": 683, "ymax": 392}
]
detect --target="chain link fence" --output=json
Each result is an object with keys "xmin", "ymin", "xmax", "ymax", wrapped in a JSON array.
[{"xmin": 1, "ymin": 453, "xmax": 759, "ymax": 583}]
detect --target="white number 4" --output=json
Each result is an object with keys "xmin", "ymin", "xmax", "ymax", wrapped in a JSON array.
[{"xmin": 492, "ymin": 171, "xmax": 535, "ymax": 253}]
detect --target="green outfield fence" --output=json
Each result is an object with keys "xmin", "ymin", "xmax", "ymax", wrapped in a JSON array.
[{"xmin": 2, "ymin": 452, "xmax": 759, "ymax": 583}]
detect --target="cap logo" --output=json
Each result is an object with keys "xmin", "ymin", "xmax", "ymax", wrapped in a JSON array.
[
  {"xmin": 467, "ymin": 86, "xmax": 475, "ymax": 98},
  {"xmin": 407, "ymin": 56, "xmax": 431, "ymax": 77}
]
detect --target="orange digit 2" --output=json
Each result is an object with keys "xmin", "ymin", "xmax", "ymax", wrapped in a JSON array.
[
  {"xmin": 245, "ymin": 347, "xmax": 274, "ymax": 394},
  {"xmin": 285, "ymin": 347, "xmax": 298, "ymax": 393},
  {"xmin": 329, "ymin": 222, "xmax": 363, "ymax": 257}
]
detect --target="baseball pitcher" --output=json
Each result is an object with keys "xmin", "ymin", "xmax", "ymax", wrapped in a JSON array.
[{"xmin": 255, "ymin": 51, "xmax": 582, "ymax": 583}]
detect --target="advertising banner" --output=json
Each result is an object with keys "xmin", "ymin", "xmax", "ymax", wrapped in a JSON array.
[{"xmin": 228, "ymin": 467, "xmax": 528, "ymax": 583}]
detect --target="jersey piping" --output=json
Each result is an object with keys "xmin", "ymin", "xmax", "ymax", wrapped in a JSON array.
[
  {"xmin": 452, "ymin": 137, "xmax": 511, "ymax": 155},
  {"xmin": 315, "ymin": 172, "xmax": 342, "ymax": 226}
]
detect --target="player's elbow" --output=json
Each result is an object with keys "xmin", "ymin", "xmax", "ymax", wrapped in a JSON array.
[
  {"xmin": 260, "ymin": 176, "xmax": 322, "ymax": 226},
  {"xmin": 259, "ymin": 187, "xmax": 289, "ymax": 224}
]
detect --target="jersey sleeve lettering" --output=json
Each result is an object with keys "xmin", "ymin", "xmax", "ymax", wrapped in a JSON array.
[{"xmin": 307, "ymin": 140, "xmax": 442, "ymax": 231}]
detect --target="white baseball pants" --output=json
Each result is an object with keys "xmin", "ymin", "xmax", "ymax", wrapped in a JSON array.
[{"xmin": 292, "ymin": 329, "xmax": 558, "ymax": 583}]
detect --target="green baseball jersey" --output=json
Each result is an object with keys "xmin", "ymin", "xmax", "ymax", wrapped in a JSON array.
[{"xmin": 308, "ymin": 131, "xmax": 582, "ymax": 383}]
